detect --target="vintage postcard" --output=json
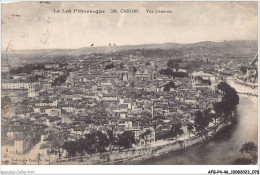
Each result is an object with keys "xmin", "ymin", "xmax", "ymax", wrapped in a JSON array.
[{"xmin": 1, "ymin": 0, "xmax": 258, "ymax": 171}]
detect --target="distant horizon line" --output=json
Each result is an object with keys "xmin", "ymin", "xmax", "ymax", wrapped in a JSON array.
[{"xmin": 1, "ymin": 39, "xmax": 257, "ymax": 52}]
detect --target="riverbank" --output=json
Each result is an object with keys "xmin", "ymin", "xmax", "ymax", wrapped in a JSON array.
[
  {"xmin": 131, "ymin": 122, "xmax": 235, "ymax": 165},
  {"xmin": 55, "ymin": 120, "xmax": 229, "ymax": 165}
]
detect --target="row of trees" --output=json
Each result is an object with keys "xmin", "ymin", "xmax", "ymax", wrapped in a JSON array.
[
  {"xmin": 62, "ymin": 131, "xmax": 136, "ymax": 159},
  {"xmin": 168, "ymin": 59, "xmax": 207, "ymax": 74},
  {"xmin": 160, "ymin": 109, "xmax": 215, "ymax": 142},
  {"xmin": 157, "ymin": 103, "xmax": 233, "ymax": 143},
  {"xmin": 9, "ymin": 63, "xmax": 45, "ymax": 75},
  {"xmin": 191, "ymin": 82, "xmax": 239, "ymax": 139},
  {"xmin": 153, "ymin": 110, "xmax": 218, "ymax": 141},
  {"xmin": 159, "ymin": 68, "xmax": 189, "ymax": 78},
  {"xmin": 63, "ymin": 131, "xmax": 109, "ymax": 158}
]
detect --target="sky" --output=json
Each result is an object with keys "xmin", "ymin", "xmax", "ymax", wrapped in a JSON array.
[{"xmin": 1, "ymin": 1, "xmax": 258, "ymax": 50}]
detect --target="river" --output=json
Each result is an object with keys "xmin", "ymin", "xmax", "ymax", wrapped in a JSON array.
[{"xmin": 137, "ymin": 94, "xmax": 258, "ymax": 165}]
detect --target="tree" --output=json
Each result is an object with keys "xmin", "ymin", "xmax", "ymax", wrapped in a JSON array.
[
  {"xmin": 153, "ymin": 115, "xmax": 165, "ymax": 120},
  {"xmin": 9, "ymin": 63, "xmax": 45, "ymax": 75},
  {"xmin": 118, "ymin": 131, "xmax": 136, "ymax": 149},
  {"xmin": 164, "ymin": 81, "xmax": 176, "ymax": 91},
  {"xmin": 49, "ymin": 133, "xmax": 65, "ymax": 158},
  {"xmin": 187, "ymin": 123, "xmax": 194, "ymax": 137},
  {"xmin": 159, "ymin": 68, "xmax": 173, "ymax": 77},
  {"xmin": 204, "ymin": 79, "xmax": 211, "ymax": 86},
  {"xmin": 84, "ymin": 131, "xmax": 109, "ymax": 154},
  {"xmin": 105, "ymin": 63, "xmax": 115, "ymax": 69},
  {"xmin": 240, "ymin": 66, "xmax": 247, "ymax": 75},
  {"xmin": 208, "ymin": 109, "xmax": 217, "ymax": 124},
  {"xmin": 240, "ymin": 142, "xmax": 257, "ymax": 163},
  {"xmin": 167, "ymin": 59, "xmax": 182, "ymax": 72},
  {"xmin": 94, "ymin": 131, "xmax": 110, "ymax": 153},
  {"xmin": 119, "ymin": 63, "xmax": 124, "ymax": 69},
  {"xmin": 107, "ymin": 129, "xmax": 114, "ymax": 143},
  {"xmin": 159, "ymin": 68, "xmax": 188, "ymax": 78},
  {"xmin": 172, "ymin": 72, "xmax": 189, "ymax": 78},
  {"xmin": 76, "ymin": 138, "xmax": 86, "ymax": 156},
  {"xmin": 133, "ymin": 67, "xmax": 137, "ymax": 73},
  {"xmin": 84, "ymin": 133, "xmax": 96, "ymax": 154},
  {"xmin": 107, "ymin": 129, "xmax": 119, "ymax": 150},
  {"xmin": 52, "ymin": 70, "xmax": 70, "ymax": 86},
  {"xmin": 141, "ymin": 111, "xmax": 152, "ymax": 118},
  {"xmin": 213, "ymin": 102, "xmax": 224, "ymax": 117},
  {"xmin": 203, "ymin": 108, "xmax": 213, "ymax": 124},
  {"xmin": 165, "ymin": 122, "xmax": 184, "ymax": 141},
  {"xmin": 195, "ymin": 76, "xmax": 211, "ymax": 85},
  {"xmin": 37, "ymin": 153, "xmax": 41, "ymax": 165},
  {"xmin": 215, "ymin": 82, "xmax": 239, "ymax": 121},
  {"xmin": 217, "ymin": 82, "xmax": 239, "ymax": 108},
  {"xmin": 62, "ymin": 141, "xmax": 78, "ymax": 159},
  {"xmin": 62, "ymin": 131, "xmax": 110, "ymax": 158},
  {"xmin": 140, "ymin": 129, "xmax": 152, "ymax": 148},
  {"xmin": 194, "ymin": 110, "xmax": 210, "ymax": 139}
]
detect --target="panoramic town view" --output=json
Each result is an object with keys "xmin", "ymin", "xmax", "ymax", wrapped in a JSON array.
[{"xmin": 1, "ymin": 1, "xmax": 258, "ymax": 166}]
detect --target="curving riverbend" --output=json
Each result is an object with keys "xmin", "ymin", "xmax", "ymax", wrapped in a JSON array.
[{"xmin": 138, "ymin": 94, "xmax": 258, "ymax": 165}]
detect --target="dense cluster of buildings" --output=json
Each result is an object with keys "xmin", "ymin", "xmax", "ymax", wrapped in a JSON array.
[{"xmin": 2, "ymin": 51, "xmax": 240, "ymax": 161}]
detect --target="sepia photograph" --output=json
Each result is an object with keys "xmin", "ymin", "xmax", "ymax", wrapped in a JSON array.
[{"xmin": 1, "ymin": 0, "xmax": 258, "ymax": 170}]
